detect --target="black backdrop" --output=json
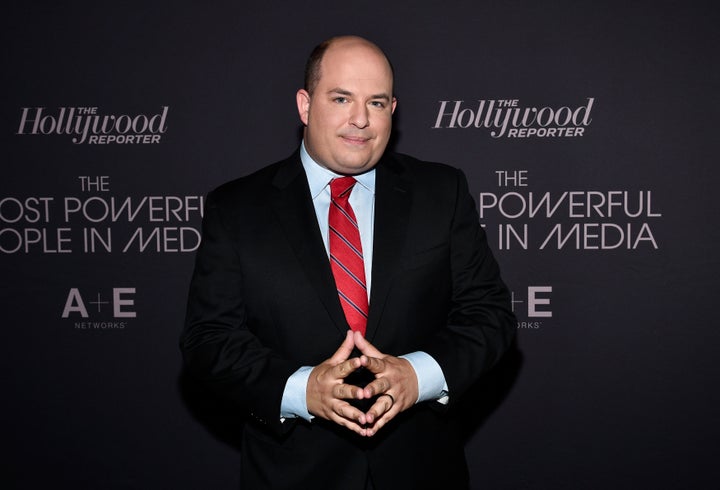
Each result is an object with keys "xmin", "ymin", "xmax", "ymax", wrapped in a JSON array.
[{"xmin": 3, "ymin": 1, "xmax": 719, "ymax": 488}]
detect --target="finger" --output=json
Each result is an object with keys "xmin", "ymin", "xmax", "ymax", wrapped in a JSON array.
[
  {"xmin": 332, "ymin": 357, "xmax": 363, "ymax": 380},
  {"xmin": 364, "ymin": 394, "xmax": 394, "ymax": 426},
  {"xmin": 330, "ymin": 402, "xmax": 369, "ymax": 431},
  {"xmin": 353, "ymin": 330, "xmax": 383, "ymax": 358},
  {"xmin": 332, "ymin": 381, "xmax": 365, "ymax": 400},
  {"xmin": 329, "ymin": 412, "xmax": 368, "ymax": 436},
  {"xmin": 362, "ymin": 376, "xmax": 390, "ymax": 398},
  {"xmin": 365, "ymin": 398, "xmax": 398, "ymax": 436},
  {"xmin": 365, "ymin": 410, "xmax": 393, "ymax": 437},
  {"xmin": 362, "ymin": 355, "xmax": 386, "ymax": 375},
  {"xmin": 334, "ymin": 400, "xmax": 368, "ymax": 423},
  {"xmin": 329, "ymin": 330, "xmax": 355, "ymax": 364}
]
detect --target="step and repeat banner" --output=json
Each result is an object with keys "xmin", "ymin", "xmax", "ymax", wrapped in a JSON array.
[{"xmin": 3, "ymin": 2, "xmax": 718, "ymax": 489}]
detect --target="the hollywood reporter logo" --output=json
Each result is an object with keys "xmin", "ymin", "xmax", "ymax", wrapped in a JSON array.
[
  {"xmin": 16, "ymin": 106, "xmax": 168, "ymax": 144},
  {"xmin": 62, "ymin": 287, "xmax": 136, "ymax": 330},
  {"xmin": 432, "ymin": 98, "xmax": 593, "ymax": 138}
]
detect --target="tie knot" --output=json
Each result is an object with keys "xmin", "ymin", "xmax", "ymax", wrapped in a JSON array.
[{"xmin": 331, "ymin": 177, "xmax": 357, "ymax": 200}]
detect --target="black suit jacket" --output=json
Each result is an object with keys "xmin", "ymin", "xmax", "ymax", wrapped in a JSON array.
[{"xmin": 181, "ymin": 150, "xmax": 516, "ymax": 489}]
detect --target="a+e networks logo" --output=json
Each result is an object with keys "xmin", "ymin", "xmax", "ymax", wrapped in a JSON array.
[
  {"xmin": 512, "ymin": 286, "xmax": 552, "ymax": 329},
  {"xmin": 61, "ymin": 287, "xmax": 136, "ymax": 330}
]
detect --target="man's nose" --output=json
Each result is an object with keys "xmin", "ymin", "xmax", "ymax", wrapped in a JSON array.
[{"xmin": 349, "ymin": 103, "xmax": 369, "ymax": 128}]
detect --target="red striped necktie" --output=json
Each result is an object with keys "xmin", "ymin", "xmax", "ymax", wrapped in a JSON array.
[{"xmin": 329, "ymin": 177, "xmax": 368, "ymax": 336}]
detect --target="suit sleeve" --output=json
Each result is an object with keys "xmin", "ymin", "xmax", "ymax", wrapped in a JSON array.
[
  {"xmin": 180, "ymin": 190, "xmax": 299, "ymax": 435},
  {"xmin": 421, "ymin": 168, "xmax": 516, "ymax": 405}
]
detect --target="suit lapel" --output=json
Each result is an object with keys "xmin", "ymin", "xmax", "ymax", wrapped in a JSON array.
[
  {"xmin": 366, "ymin": 155, "xmax": 412, "ymax": 341},
  {"xmin": 270, "ymin": 154, "xmax": 349, "ymax": 335},
  {"xmin": 268, "ymin": 151, "xmax": 412, "ymax": 341}
]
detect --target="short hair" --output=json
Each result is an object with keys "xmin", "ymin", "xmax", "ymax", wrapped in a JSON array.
[
  {"xmin": 304, "ymin": 39, "xmax": 333, "ymax": 95},
  {"xmin": 303, "ymin": 37, "xmax": 395, "ymax": 95}
]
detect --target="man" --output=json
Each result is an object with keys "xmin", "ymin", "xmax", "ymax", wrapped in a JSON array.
[{"xmin": 181, "ymin": 35, "xmax": 516, "ymax": 489}]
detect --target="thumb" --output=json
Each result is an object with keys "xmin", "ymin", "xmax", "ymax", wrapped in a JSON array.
[
  {"xmin": 329, "ymin": 330, "xmax": 355, "ymax": 364},
  {"xmin": 353, "ymin": 330, "xmax": 383, "ymax": 358}
]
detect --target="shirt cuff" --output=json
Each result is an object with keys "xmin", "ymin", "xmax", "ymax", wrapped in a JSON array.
[
  {"xmin": 280, "ymin": 365, "xmax": 314, "ymax": 422},
  {"xmin": 400, "ymin": 351, "xmax": 449, "ymax": 405}
]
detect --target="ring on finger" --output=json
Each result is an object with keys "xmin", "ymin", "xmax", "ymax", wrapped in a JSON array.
[{"xmin": 380, "ymin": 393, "xmax": 395, "ymax": 406}]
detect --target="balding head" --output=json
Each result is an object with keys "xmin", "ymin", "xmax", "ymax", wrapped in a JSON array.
[{"xmin": 304, "ymin": 36, "xmax": 394, "ymax": 96}]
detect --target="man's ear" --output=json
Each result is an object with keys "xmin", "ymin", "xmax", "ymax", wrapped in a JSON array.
[{"xmin": 296, "ymin": 89, "xmax": 311, "ymax": 125}]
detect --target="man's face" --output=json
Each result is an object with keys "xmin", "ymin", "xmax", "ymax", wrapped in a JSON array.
[{"xmin": 297, "ymin": 39, "xmax": 397, "ymax": 175}]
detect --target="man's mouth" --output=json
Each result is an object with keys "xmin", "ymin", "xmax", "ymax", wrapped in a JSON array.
[{"xmin": 340, "ymin": 135, "xmax": 371, "ymax": 145}]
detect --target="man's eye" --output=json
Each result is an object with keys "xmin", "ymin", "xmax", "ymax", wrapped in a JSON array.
[
  {"xmin": 333, "ymin": 97, "xmax": 348, "ymax": 104},
  {"xmin": 370, "ymin": 101, "xmax": 386, "ymax": 108}
]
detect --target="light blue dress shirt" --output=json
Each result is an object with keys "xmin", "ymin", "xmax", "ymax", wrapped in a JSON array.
[{"xmin": 280, "ymin": 143, "xmax": 448, "ymax": 421}]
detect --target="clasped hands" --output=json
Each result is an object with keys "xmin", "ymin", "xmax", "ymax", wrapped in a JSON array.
[{"xmin": 307, "ymin": 330, "xmax": 419, "ymax": 437}]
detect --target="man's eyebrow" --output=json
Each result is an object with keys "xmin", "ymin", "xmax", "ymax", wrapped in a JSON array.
[
  {"xmin": 328, "ymin": 88, "xmax": 353, "ymax": 96},
  {"xmin": 327, "ymin": 88, "xmax": 391, "ymax": 101}
]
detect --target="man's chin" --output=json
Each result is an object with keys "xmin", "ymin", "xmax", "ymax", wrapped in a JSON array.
[
  {"xmin": 340, "ymin": 162, "xmax": 377, "ymax": 175},
  {"xmin": 325, "ymin": 156, "xmax": 377, "ymax": 175}
]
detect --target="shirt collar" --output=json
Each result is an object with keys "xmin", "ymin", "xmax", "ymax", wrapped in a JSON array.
[{"xmin": 300, "ymin": 141, "xmax": 376, "ymax": 199}]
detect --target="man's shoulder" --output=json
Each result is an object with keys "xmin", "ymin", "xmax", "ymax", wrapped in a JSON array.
[
  {"xmin": 384, "ymin": 152, "xmax": 464, "ymax": 183},
  {"xmin": 208, "ymin": 152, "xmax": 300, "ymax": 203}
]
